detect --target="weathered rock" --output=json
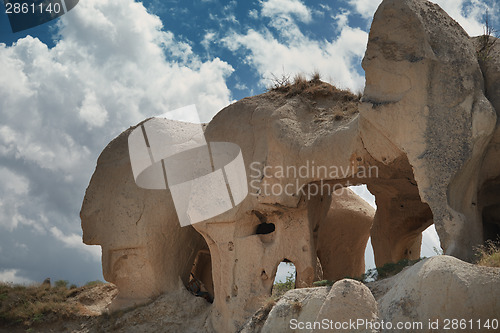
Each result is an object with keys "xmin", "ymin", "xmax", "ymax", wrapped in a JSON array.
[
  {"xmin": 373, "ymin": 256, "xmax": 500, "ymax": 333},
  {"xmin": 259, "ymin": 287, "xmax": 330, "ymax": 333},
  {"xmin": 80, "ymin": 124, "xmax": 209, "ymax": 311},
  {"xmin": 361, "ymin": 0, "xmax": 497, "ymax": 260}
]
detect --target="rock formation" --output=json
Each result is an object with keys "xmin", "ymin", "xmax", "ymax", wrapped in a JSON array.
[
  {"xmin": 361, "ymin": 0, "xmax": 497, "ymax": 262},
  {"xmin": 374, "ymin": 256, "xmax": 500, "ymax": 333},
  {"xmin": 80, "ymin": 124, "xmax": 210, "ymax": 311},
  {"xmin": 80, "ymin": 0, "xmax": 500, "ymax": 331}
]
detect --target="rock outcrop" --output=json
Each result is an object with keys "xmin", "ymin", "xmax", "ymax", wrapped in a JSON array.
[
  {"xmin": 80, "ymin": 0, "xmax": 500, "ymax": 331},
  {"xmin": 243, "ymin": 280, "xmax": 378, "ymax": 333},
  {"xmin": 373, "ymin": 256, "xmax": 500, "ymax": 333}
]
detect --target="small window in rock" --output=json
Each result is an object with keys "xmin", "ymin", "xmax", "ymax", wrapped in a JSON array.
[{"xmin": 256, "ymin": 222, "xmax": 275, "ymax": 235}]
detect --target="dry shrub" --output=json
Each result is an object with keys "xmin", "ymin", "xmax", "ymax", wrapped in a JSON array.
[
  {"xmin": 475, "ymin": 239, "xmax": 500, "ymax": 268},
  {"xmin": 268, "ymin": 72, "xmax": 360, "ymax": 102}
]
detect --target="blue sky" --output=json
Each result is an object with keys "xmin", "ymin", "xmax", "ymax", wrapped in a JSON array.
[{"xmin": 0, "ymin": 0, "xmax": 498, "ymax": 285}]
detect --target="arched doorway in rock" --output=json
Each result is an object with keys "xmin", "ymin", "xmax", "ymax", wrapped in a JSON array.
[
  {"xmin": 271, "ymin": 260, "xmax": 296, "ymax": 298},
  {"xmin": 311, "ymin": 154, "xmax": 437, "ymax": 278}
]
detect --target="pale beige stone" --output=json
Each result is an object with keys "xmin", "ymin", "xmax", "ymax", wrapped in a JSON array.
[
  {"xmin": 79, "ymin": 1, "xmax": 500, "ymax": 330},
  {"xmin": 374, "ymin": 256, "xmax": 500, "ymax": 333},
  {"xmin": 361, "ymin": 0, "xmax": 497, "ymax": 260}
]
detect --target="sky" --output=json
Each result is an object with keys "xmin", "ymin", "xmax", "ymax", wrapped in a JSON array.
[{"xmin": 0, "ymin": 0, "xmax": 498, "ymax": 286}]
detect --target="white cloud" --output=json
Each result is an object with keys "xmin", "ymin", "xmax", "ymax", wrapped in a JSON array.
[
  {"xmin": 222, "ymin": 24, "xmax": 367, "ymax": 92},
  {"xmin": 261, "ymin": 0, "xmax": 312, "ymax": 23},
  {"xmin": 0, "ymin": 269, "xmax": 35, "ymax": 285},
  {"xmin": 349, "ymin": 185, "xmax": 375, "ymax": 208},
  {"xmin": 0, "ymin": 167, "xmax": 29, "ymax": 195},
  {"xmin": 249, "ymin": 9, "xmax": 259, "ymax": 19},
  {"xmin": 433, "ymin": 0, "xmax": 491, "ymax": 36},
  {"xmin": 347, "ymin": 0, "xmax": 381, "ymax": 19},
  {"xmin": 332, "ymin": 9, "xmax": 351, "ymax": 32}
]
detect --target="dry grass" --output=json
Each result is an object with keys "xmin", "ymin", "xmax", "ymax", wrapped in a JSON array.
[
  {"xmin": 475, "ymin": 239, "xmax": 500, "ymax": 268},
  {"xmin": 267, "ymin": 71, "xmax": 360, "ymax": 101},
  {"xmin": 0, "ymin": 282, "xmax": 107, "ymax": 328},
  {"xmin": 0, "ymin": 283, "xmax": 76, "ymax": 327}
]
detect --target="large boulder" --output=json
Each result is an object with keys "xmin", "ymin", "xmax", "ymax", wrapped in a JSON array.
[
  {"xmin": 311, "ymin": 279, "xmax": 378, "ymax": 333},
  {"xmin": 373, "ymin": 256, "xmax": 500, "ymax": 333}
]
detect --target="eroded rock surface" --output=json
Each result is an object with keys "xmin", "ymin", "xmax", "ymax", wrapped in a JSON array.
[
  {"xmin": 361, "ymin": 0, "xmax": 497, "ymax": 260},
  {"xmin": 374, "ymin": 256, "xmax": 500, "ymax": 333}
]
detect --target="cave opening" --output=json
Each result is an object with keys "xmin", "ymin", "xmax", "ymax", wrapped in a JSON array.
[{"xmin": 187, "ymin": 248, "xmax": 214, "ymax": 303}]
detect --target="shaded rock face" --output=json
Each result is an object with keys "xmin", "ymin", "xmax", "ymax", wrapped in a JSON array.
[
  {"xmin": 80, "ymin": 0, "xmax": 500, "ymax": 331},
  {"xmin": 473, "ymin": 36, "xmax": 500, "ymax": 243}
]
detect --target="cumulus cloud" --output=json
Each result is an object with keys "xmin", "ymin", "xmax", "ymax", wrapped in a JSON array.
[
  {"xmin": 347, "ymin": 0, "xmax": 381, "ymax": 19},
  {"xmin": 222, "ymin": 24, "xmax": 367, "ymax": 92},
  {"xmin": 261, "ymin": 0, "xmax": 312, "ymax": 23},
  {"xmin": 433, "ymin": 0, "xmax": 493, "ymax": 36},
  {"xmin": 0, "ymin": 0, "xmax": 233, "ymax": 284},
  {"xmin": 0, "ymin": 269, "xmax": 35, "ymax": 285}
]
